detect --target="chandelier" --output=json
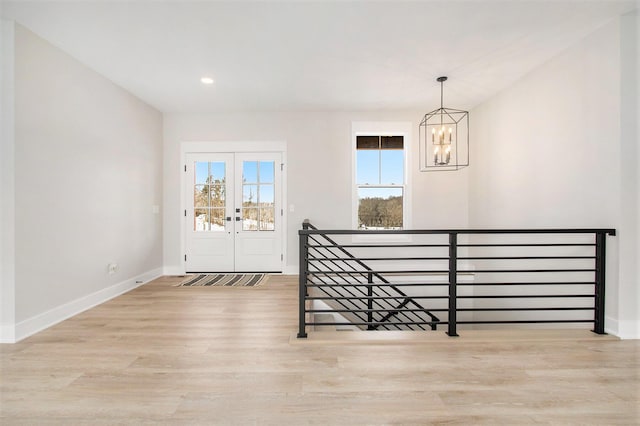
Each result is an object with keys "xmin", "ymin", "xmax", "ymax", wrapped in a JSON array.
[{"xmin": 419, "ymin": 76, "xmax": 469, "ymax": 171}]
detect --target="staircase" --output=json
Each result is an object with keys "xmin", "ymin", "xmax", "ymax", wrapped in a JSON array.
[{"xmin": 303, "ymin": 221, "xmax": 440, "ymax": 331}]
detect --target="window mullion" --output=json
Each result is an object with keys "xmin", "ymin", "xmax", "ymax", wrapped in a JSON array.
[{"xmin": 378, "ymin": 136, "xmax": 382, "ymax": 185}]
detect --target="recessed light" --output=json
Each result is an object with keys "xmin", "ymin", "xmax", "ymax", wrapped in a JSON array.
[{"xmin": 200, "ymin": 77, "xmax": 214, "ymax": 85}]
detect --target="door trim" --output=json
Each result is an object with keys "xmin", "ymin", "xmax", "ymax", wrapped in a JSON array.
[{"xmin": 180, "ymin": 141, "xmax": 287, "ymax": 274}]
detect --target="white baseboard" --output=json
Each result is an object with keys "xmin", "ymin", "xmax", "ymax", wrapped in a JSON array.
[
  {"xmin": 605, "ymin": 316, "xmax": 640, "ymax": 339},
  {"xmin": 10, "ymin": 267, "xmax": 163, "ymax": 343},
  {"xmin": 283, "ymin": 265, "xmax": 298, "ymax": 275},
  {"xmin": 0, "ymin": 323, "xmax": 15, "ymax": 343},
  {"xmin": 605, "ymin": 315, "xmax": 619, "ymax": 337}
]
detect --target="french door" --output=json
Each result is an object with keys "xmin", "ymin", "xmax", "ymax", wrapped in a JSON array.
[{"xmin": 185, "ymin": 152, "xmax": 283, "ymax": 272}]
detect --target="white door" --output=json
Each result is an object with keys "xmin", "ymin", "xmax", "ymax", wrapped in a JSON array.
[
  {"xmin": 185, "ymin": 153, "xmax": 235, "ymax": 272},
  {"xmin": 234, "ymin": 153, "xmax": 282, "ymax": 271},
  {"xmin": 185, "ymin": 152, "xmax": 283, "ymax": 272}
]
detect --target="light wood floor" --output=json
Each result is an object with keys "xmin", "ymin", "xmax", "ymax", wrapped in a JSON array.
[{"xmin": 1, "ymin": 275, "xmax": 638, "ymax": 424}]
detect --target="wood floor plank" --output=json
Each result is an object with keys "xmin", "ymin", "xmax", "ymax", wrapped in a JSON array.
[{"xmin": 1, "ymin": 274, "xmax": 638, "ymax": 424}]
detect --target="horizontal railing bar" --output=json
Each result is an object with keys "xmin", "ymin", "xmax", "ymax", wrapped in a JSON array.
[
  {"xmin": 307, "ymin": 309, "xmax": 446, "ymax": 313},
  {"xmin": 457, "ymin": 320, "xmax": 595, "ymax": 324},
  {"xmin": 308, "ymin": 255, "xmax": 597, "ymax": 261},
  {"xmin": 459, "ymin": 282, "xmax": 596, "ymax": 286},
  {"xmin": 307, "ymin": 307, "xmax": 594, "ymax": 313},
  {"xmin": 307, "ymin": 281, "xmax": 596, "ymax": 287},
  {"xmin": 307, "ymin": 283, "xmax": 449, "ymax": 287},
  {"xmin": 305, "ymin": 321, "xmax": 440, "ymax": 326},
  {"xmin": 309, "ymin": 269, "xmax": 473, "ymax": 276},
  {"xmin": 307, "ymin": 296, "xmax": 450, "ymax": 300},
  {"xmin": 309, "ymin": 244, "xmax": 450, "ymax": 248},
  {"xmin": 457, "ymin": 243, "xmax": 595, "ymax": 247},
  {"xmin": 309, "ymin": 268, "xmax": 595, "ymax": 274},
  {"xmin": 309, "ymin": 270, "xmax": 451, "ymax": 274},
  {"xmin": 309, "ymin": 294, "xmax": 595, "ymax": 301},
  {"xmin": 301, "ymin": 229, "xmax": 615, "ymax": 235},
  {"xmin": 457, "ymin": 256, "xmax": 596, "ymax": 260},
  {"xmin": 458, "ymin": 294, "xmax": 594, "ymax": 299},
  {"xmin": 306, "ymin": 294, "xmax": 594, "ymax": 300},
  {"xmin": 460, "ymin": 269, "xmax": 596, "ymax": 273},
  {"xmin": 309, "ymin": 257, "xmax": 450, "ymax": 262},
  {"xmin": 305, "ymin": 319, "xmax": 595, "ymax": 326},
  {"xmin": 458, "ymin": 307, "xmax": 595, "ymax": 311}
]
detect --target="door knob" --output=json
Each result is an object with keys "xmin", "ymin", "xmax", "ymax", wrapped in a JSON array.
[
  {"xmin": 235, "ymin": 217, "xmax": 241, "ymax": 221},
  {"xmin": 226, "ymin": 217, "xmax": 232, "ymax": 222}
]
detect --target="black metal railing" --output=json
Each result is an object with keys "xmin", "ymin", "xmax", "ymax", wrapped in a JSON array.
[
  {"xmin": 301, "ymin": 221, "xmax": 440, "ymax": 332},
  {"xmin": 297, "ymin": 220, "xmax": 615, "ymax": 338}
]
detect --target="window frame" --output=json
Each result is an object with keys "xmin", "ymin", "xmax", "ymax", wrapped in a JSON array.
[{"xmin": 351, "ymin": 122, "xmax": 412, "ymax": 242}]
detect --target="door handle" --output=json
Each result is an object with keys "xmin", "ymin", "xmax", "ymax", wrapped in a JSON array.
[
  {"xmin": 235, "ymin": 217, "xmax": 241, "ymax": 221},
  {"xmin": 226, "ymin": 217, "xmax": 232, "ymax": 222}
]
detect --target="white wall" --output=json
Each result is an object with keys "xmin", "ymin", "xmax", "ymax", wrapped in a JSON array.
[
  {"xmin": 163, "ymin": 112, "xmax": 469, "ymax": 273},
  {"xmin": 618, "ymin": 10, "xmax": 639, "ymax": 339},
  {"xmin": 7, "ymin": 24, "xmax": 164, "ymax": 341},
  {"xmin": 0, "ymin": 19, "xmax": 16, "ymax": 342},
  {"xmin": 469, "ymin": 18, "xmax": 639, "ymax": 338}
]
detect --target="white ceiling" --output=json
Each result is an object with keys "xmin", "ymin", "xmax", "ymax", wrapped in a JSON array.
[{"xmin": 2, "ymin": 1, "xmax": 637, "ymax": 113}]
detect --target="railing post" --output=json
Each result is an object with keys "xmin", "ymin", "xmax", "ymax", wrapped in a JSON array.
[
  {"xmin": 447, "ymin": 232, "xmax": 459, "ymax": 337},
  {"xmin": 367, "ymin": 272, "xmax": 374, "ymax": 330},
  {"xmin": 593, "ymin": 232, "xmax": 607, "ymax": 335},
  {"xmin": 297, "ymin": 223, "xmax": 309, "ymax": 338}
]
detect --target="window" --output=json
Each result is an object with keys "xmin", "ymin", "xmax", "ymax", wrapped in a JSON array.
[
  {"xmin": 193, "ymin": 161, "xmax": 226, "ymax": 232},
  {"xmin": 355, "ymin": 135, "xmax": 405, "ymax": 230},
  {"xmin": 241, "ymin": 160, "xmax": 275, "ymax": 231}
]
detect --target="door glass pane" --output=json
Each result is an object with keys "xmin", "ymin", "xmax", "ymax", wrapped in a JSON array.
[
  {"xmin": 259, "ymin": 184, "xmax": 274, "ymax": 205},
  {"xmin": 210, "ymin": 184, "xmax": 225, "ymax": 207},
  {"xmin": 260, "ymin": 208, "xmax": 275, "ymax": 231},
  {"xmin": 209, "ymin": 162, "xmax": 225, "ymax": 182},
  {"xmin": 243, "ymin": 161, "xmax": 258, "ymax": 183},
  {"xmin": 194, "ymin": 208, "xmax": 209, "ymax": 231},
  {"xmin": 243, "ymin": 184, "xmax": 258, "ymax": 207},
  {"xmin": 259, "ymin": 161, "xmax": 275, "ymax": 183},
  {"xmin": 195, "ymin": 162, "xmax": 209, "ymax": 185},
  {"xmin": 243, "ymin": 208, "xmax": 258, "ymax": 231},
  {"xmin": 194, "ymin": 185, "xmax": 208, "ymax": 208},
  {"xmin": 210, "ymin": 208, "xmax": 225, "ymax": 231}
]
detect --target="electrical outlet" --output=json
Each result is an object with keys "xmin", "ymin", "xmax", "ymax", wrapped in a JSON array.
[{"xmin": 108, "ymin": 263, "xmax": 118, "ymax": 275}]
